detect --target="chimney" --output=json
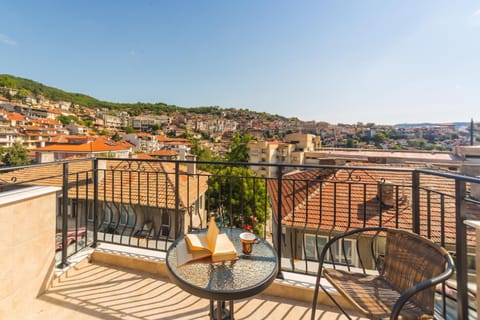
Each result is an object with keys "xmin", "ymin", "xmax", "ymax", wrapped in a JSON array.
[
  {"xmin": 186, "ymin": 155, "xmax": 196, "ymax": 175},
  {"xmin": 471, "ymin": 118, "xmax": 474, "ymax": 146},
  {"xmin": 471, "ymin": 180, "xmax": 480, "ymax": 201},
  {"xmin": 378, "ymin": 180, "xmax": 395, "ymax": 207}
]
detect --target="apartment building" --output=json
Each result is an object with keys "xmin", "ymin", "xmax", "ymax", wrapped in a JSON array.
[
  {"xmin": 284, "ymin": 133, "xmax": 322, "ymax": 152},
  {"xmin": 102, "ymin": 114, "xmax": 122, "ymax": 130},
  {"xmin": 0, "ymin": 126, "xmax": 19, "ymax": 148},
  {"xmin": 248, "ymin": 134, "xmax": 322, "ymax": 177},
  {"xmin": 248, "ymin": 140, "xmax": 295, "ymax": 177},
  {"xmin": 130, "ymin": 115, "xmax": 169, "ymax": 132},
  {"xmin": 123, "ymin": 132, "xmax": 159, "ymax": 153}
]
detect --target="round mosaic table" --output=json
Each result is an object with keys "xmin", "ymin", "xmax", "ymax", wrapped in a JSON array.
[{"xmin": 166, "ymin": 228, "xmax": 278, "ymax": 320}]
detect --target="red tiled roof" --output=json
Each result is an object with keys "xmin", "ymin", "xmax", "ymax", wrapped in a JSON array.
[
  {"xmin": 135, "ymin": 153, "xmax": 154, "ymax": 159},
  {"xmin": 32, "ymin": 119, "xmax": 61, "ymax": 125},
  {"xmin": 34, "ymin": 138, "xmax": 129, "ymax": 152},
  {"xmin": 158, "ymin": 136, "xmax": 190, "ymax": 143},
  {"xmin": 151, "ymin": 149, "xmax": 178, "ymax": 156},
  {"xmin": 0, "ymin": 110, "xmax": 26, "ymax": 121},
  {"xmin": 267, "ymin": 166, "xmax": 478, "ymax": 246},
  {"xmin": 0, "ymin": 160, "xmax": 208, "ymax": 210}
]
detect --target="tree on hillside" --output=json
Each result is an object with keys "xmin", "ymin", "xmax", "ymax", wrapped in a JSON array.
[
  {"xmin": 57, "ymin": 115, "xmax": 78, "ymax": 126},
  {"xmin": 1, "ymin": 142, "xmax": 30, "ymax": 166}
]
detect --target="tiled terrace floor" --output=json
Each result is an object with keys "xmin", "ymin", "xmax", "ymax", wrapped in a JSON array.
[{"xmin": 20, "ymin": 259, "xmax": 367, "ymax": 320}]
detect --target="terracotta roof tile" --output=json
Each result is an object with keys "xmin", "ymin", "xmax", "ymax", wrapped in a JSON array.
[
  {"xmin": 34, "ymin": 139, "xmax": 129, "ymax": 152},
  {"xmin": 0, "ymin": 160, "xmax": 208, "ymax": 211},
  {"xmin": 267, "ymin": 166, "xmax": 471, "ymax": 246}
]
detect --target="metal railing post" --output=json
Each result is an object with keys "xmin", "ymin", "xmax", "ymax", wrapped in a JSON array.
[
  {"xmin": 411, "ymin": 171, "xmax": 420, "ymax": 234},
  {"xmin": 455, "ymin": 179, "xmax": 468, "ymax": 320},
  {"xmin": 92, "ymin": 159, "xmax": 98, "ymax": 247},
  {"xmin": 175, "ymin": 162, "xmax": 181, "ymax": 239},
  {"xmin": 60, "ymin": 162, "xmax": 69, "ymax": 267},
  {"xmin": 276, "ymin": 165, "xmax": 283, "ymax": 278}
]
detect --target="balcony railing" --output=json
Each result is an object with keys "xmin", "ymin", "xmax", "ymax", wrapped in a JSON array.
[{"xmin": 0, "ymin": 158, "xmax": 478, "ymax": 319}]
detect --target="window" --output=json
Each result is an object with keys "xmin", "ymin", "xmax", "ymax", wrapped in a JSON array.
[
  {"xmin": 305, "ymin": 235, "xmax": 327, "ymax": 260},
  {"xmin": 87, "ymin": 202, "xmax": 94, "ymax": 221},
  {"xmin": 103, "ymin": 204, "xmax": 117, "ymax": 223},
  {"xmin": 198, "ymin": 194, "xmax": 203, "ymax": 210},
  {"xmin": 120, "ymin": 205, "xmax": 135, "ymax": 226},
  {"xmin": 304, "ymin": 234, "xmax": 357, "ymax": 265},
  {"xmin": 68, "ymin": 199, "xmax": 78, "ymax": 218}
]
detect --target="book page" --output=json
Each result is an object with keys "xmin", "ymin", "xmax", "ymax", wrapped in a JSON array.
[
  {"xmin": 176, "ymin": 240, "xmax": 211, "ymax": 266},
  {"xmin": 205, "ymin": 216, "xmax": 219, "ymax": 252},
  {"xmin": 185, "ymin": 233, "xmax": 209, "ymax": 251},
  {"xmin": 211, "ymin": 233, "xmax": 237, "ymax": 263}
]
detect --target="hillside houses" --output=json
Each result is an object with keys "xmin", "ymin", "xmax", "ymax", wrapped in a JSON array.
[{"xmin": 0, "ymin": 91, "xmax": 477, "ymax": 168}]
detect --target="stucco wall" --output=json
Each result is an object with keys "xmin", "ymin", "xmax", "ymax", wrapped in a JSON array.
[{"xmin": 0, "ymin": 186, "xmax": 60, "ymax": 318}]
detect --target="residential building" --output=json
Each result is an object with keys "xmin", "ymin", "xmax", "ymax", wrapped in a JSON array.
[
  {"xmin": 130, "ymin": 115, "xmax": 167, "ymax": 132},
  {"xmin": 18, "ymin": 125, "xmax": 58, "ymax": 149},
  {"xmin": 34, "ymin": 138, "xmax": 132, "ymax": 163},
  {"xmin": 102, "ymin": 114, "xmax": 122, "ymax": 130},
  {"xmin": 284, "ymin": 133, "xmax": 322, "ymax": 152},
  {"xmin": 248, "ymin": 140, "xmax": 295, "ymax": 177},
  {"xmin": 0, "ymin": 126, "xmax": 19, "ymax": 148},
  {"xmin": 157, "ymin": 136, "xmax": 192, "ymax": 153},
  {"xmin": 66, "ymin": 123, "xmax": 89, "ymax": 135},
  {"xmin": 123, "ymin": 132, "xmax": 159, "ymax": 153}
]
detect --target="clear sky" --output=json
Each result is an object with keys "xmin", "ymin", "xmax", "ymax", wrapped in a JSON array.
[{"xmin": 1, "ymin": 1, "xmax": 480, "ymax": 125}]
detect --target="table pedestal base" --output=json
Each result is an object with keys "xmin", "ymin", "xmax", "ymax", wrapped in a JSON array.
[{"xmin": 209, "ymin": 300, "xmax": 234, "ymax": 320}]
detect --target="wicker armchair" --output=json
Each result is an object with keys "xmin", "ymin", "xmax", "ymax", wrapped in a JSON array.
[{"xmin": 311, "ymin": 227, "xmax": 455, "ymax": 320}]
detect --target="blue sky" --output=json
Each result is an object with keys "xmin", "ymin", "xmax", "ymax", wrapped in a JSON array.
[{"xmin": 1, "ymin": 1, "xmax": 480, "ymax": 125}]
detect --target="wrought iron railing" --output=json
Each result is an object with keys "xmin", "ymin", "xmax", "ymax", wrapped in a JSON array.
[{"xmin": 0, "ymin": 158, "xmax": 478, "ymax": 319}]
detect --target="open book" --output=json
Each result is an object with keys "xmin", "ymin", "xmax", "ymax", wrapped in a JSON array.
[{"xmin": 176, "ymin": 217, "xmax": 237, "ymax": 266}]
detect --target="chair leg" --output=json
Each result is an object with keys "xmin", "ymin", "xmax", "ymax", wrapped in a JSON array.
[{"xmin": 319, "ymin": 283, "xmax": 352, "ymax": 320}]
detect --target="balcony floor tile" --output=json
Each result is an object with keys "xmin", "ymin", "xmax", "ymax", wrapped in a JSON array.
[{"xmin": 19, "ymin": 260, "xmax": 366, "ymax": 320}]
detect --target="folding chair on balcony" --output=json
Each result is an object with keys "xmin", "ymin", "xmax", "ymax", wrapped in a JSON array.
[{"xmin": 311, "ymin": 227, "xmax": 455, "ymax": 320}]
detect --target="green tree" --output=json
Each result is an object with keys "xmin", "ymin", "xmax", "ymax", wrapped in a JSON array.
[
  {"xmin": 346, "ymin": 138, "xmax": 355, "ymax": 148},
  {"xmin": 57, "ymin": 115, "xmax": 78, "ymax": 126},
  {"xmin": 125, "ymin": 126, "xmax": 136, "ymax": 134},
  {"xmin": 208, "ymin": 166, "xmax": 268, "ymax": 236},
  {"xmin": 1, "ymin": 142, "xmax": 30, "ymax": 166},
  {"xmin": 150, "ymin": 124, "xmax": 160, "ymax": 135},
  {"xmin": 372, "ymin": 132, "xmax": 387, "ymax": 146},
  {"xmin": 83, "ymin": 119, "xmax": 94, "ymax": 128},
  {"xmin": 16, "ymin": 88, "xmax": 31, "ymax": 99},
  {"xmin": 226, "ymin": 133, "xmax": 255, "ymax": 162},
  {"xmin": 112, "ymin": 132, "xmax": 122, "ymax": 141}
]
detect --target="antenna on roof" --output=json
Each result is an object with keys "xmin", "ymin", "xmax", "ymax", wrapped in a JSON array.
[{"xmin": 471, "ymin": 118, "xmax": 474, "ymax": 146}]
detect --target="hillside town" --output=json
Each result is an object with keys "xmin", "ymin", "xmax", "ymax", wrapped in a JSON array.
[{"xmin": 0, "ymin": 87, "xmax": 478, "ymax": 174}]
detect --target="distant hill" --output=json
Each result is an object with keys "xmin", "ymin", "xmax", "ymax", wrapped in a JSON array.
[
  {"xmin": 0, "ymin": 74, "xmax": 239, "ymax": 118},
  {"xmin": 0, "ymin": 74, "xmax": 291, "ymax": 121},
  {"xmin": 395, "ymin": 122, "xmax": 469, "ymax": 129}
]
